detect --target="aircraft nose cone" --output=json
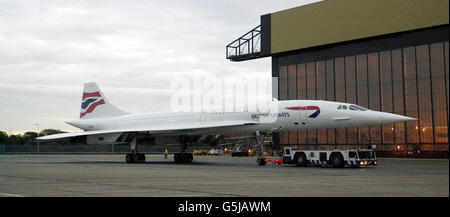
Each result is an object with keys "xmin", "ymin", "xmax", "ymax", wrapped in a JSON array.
[
  {"xmin": 378, "ymin": 112, "xmax": 417, "ymax": 123},
  {"xmin": 399, "ymin": 115, "xmax": 417, "ymax": 121}
]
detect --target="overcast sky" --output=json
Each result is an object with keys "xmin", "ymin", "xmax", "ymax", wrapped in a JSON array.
[{"xmin": 0, "ymin": 0, "xmax": 320, "ymax": 134}]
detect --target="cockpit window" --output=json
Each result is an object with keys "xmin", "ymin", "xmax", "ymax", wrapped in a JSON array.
[
  {"xmin": 339, "ymin": 104, "xmax": 368, "ymax": 111},
  {"xmin": 350, "ymin": 105, "xmax": 368, "ymax": 111}
]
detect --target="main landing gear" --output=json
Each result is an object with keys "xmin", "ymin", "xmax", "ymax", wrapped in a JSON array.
[
  {"xmin": 174, "ymin": 152, "xmax": 193, "ymax": 163},
  {"xmin": 256, "ymin": 131, "xmax": 267, "ymax": 166},
  {"xmin": 125, "ymin": 136, "xmax": 146, "ymax": 163},
  {"xmin": 174, "ymin": 135, "xmax": 194, "ymax": 164},
  {"xmin": 125, "ymin": 152, "xmax": 146, "ymax": 163},
  {"xmin": 123, "ymin": 133, "xmax": 196, "ymax": 164}
]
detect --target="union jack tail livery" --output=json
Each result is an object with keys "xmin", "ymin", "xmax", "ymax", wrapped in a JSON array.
[{"xmin": 80, "ymin": 82, "xmax": 128, "ymax": 119}]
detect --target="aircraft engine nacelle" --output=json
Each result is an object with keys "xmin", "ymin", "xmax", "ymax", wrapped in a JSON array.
[{"xmin": 87, "ymin": 133, "xmax": 122, "ymax": 145}]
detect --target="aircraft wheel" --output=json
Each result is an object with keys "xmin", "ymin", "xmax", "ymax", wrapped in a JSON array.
[
  {"xmin": 126, "ymin": 153, "xmax": 145, "ymax": 163},
  {"xmin": 132, "ymin": 153, "xmax": 140, "ymax": 163},
  {"xmin": 126, "ymin": 153, "xmax": 133, "ymax": 163},
  {"xmin": 186, "ymin": 153, "xmax": 193, "ymax": 163},
  {"xmin": 174, "ymin": 153, "xmax": 180, "ymax": 163},
  {"xmin": 137, "ymin": 153, "xmax": 146, "ymax": 163},
  {"xmin": 180, "ymin": 153, "xmax": 187, "ymax": 162},
  {"xmin": 174, "ymin": 153, "xmax": 193, "ymax": 163},
  {"xmin": 181, "ymin": 153, "xmax": 193, "ymax": 163}
]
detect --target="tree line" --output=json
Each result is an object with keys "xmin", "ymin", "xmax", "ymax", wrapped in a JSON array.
[
  {"xmin": 0, "ymin": 129, "xmax": 67, "ymax": 145},
  {"xmin": 0, "ymin": 129, "xmax": 225, "ymax": 146}
]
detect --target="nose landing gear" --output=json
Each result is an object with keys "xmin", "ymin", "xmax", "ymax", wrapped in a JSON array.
[{"xmin": 255, "ymin": 131, "xmax": 267, "ymax": 166}]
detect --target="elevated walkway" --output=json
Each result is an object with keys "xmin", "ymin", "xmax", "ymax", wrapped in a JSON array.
[{"xmin": 226, "ymin": 25, "xmax": 265, "ymax": 61}]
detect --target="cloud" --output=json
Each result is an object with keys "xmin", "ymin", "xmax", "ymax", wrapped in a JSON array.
[{"xmin": 0, "ymin": 0, "xmax": 320, "ymax": 132}]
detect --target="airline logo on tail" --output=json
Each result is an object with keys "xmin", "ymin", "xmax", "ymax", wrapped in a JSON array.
[
  {"xmin": 286, "ymin": 106, "xmax": 321, "ymax": 118},
  {"xmin": 80, "ymin": 91, "xmax": 105, "ymax": 118}
]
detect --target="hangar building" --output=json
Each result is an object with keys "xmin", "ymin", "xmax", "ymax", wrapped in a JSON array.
[{"xmin": 226, "ymin": 0, "xmax": 449, "ymax": 158}]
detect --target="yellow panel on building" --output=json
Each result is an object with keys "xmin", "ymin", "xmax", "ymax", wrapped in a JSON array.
[{"xmin": 270, "ymin": 0, "xmax": 449, "ymax": 54}]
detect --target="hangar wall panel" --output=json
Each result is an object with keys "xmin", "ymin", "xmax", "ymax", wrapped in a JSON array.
[
  {"xmin": 276, "ymin": 26, "xmax": 449, "ymax": 157},
  {"xmin": 270, "ymin": 0, "xmax": 449, "ymax": 54}
]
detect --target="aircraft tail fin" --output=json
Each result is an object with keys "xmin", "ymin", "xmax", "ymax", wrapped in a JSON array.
[{"xmin": 80, "ymin": 82, "xmax": 128, "ymax": 119}]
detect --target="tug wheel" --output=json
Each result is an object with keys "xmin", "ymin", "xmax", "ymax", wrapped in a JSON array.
[
  {"xmin": 331, "ymin": 153, "xmax": 344, "ymax": 168},
  {"xmin": 294, "ymin": 153, "xmax": 307, "ymax": 167}
]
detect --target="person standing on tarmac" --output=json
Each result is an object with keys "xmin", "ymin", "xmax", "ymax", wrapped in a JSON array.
[{"xmin": 164, "ymin": 146, "xmax": 169, "ymax": 159}]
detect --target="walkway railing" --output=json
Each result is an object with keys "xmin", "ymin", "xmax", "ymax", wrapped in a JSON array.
[{"xmin": 226, "ymin": 25, "xmax": 262, "ymax": 61}]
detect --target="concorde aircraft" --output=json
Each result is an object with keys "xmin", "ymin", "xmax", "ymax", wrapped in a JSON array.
[{"xmin": 37, "ymin": 82, "xmax": 416, "ymax": 164}]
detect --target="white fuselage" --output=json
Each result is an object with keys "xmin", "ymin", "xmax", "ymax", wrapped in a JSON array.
[{"xmin": 67, "ymin": 100, "xmax": 414, "ymax": 136}]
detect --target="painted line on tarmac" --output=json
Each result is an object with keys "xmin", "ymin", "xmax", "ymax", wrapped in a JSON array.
[
  {"xmin": 378, "ymin": 157, "xmax": 449, "ymax": 161},
  {"xmin": 0, "ymin": 192, "xmax": 25, "ymax": 197}
]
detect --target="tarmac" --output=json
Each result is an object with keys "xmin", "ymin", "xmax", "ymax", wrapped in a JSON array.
[{"xmin": 0, "ymin": 154, "xmax": 448, "ymax": 197}]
